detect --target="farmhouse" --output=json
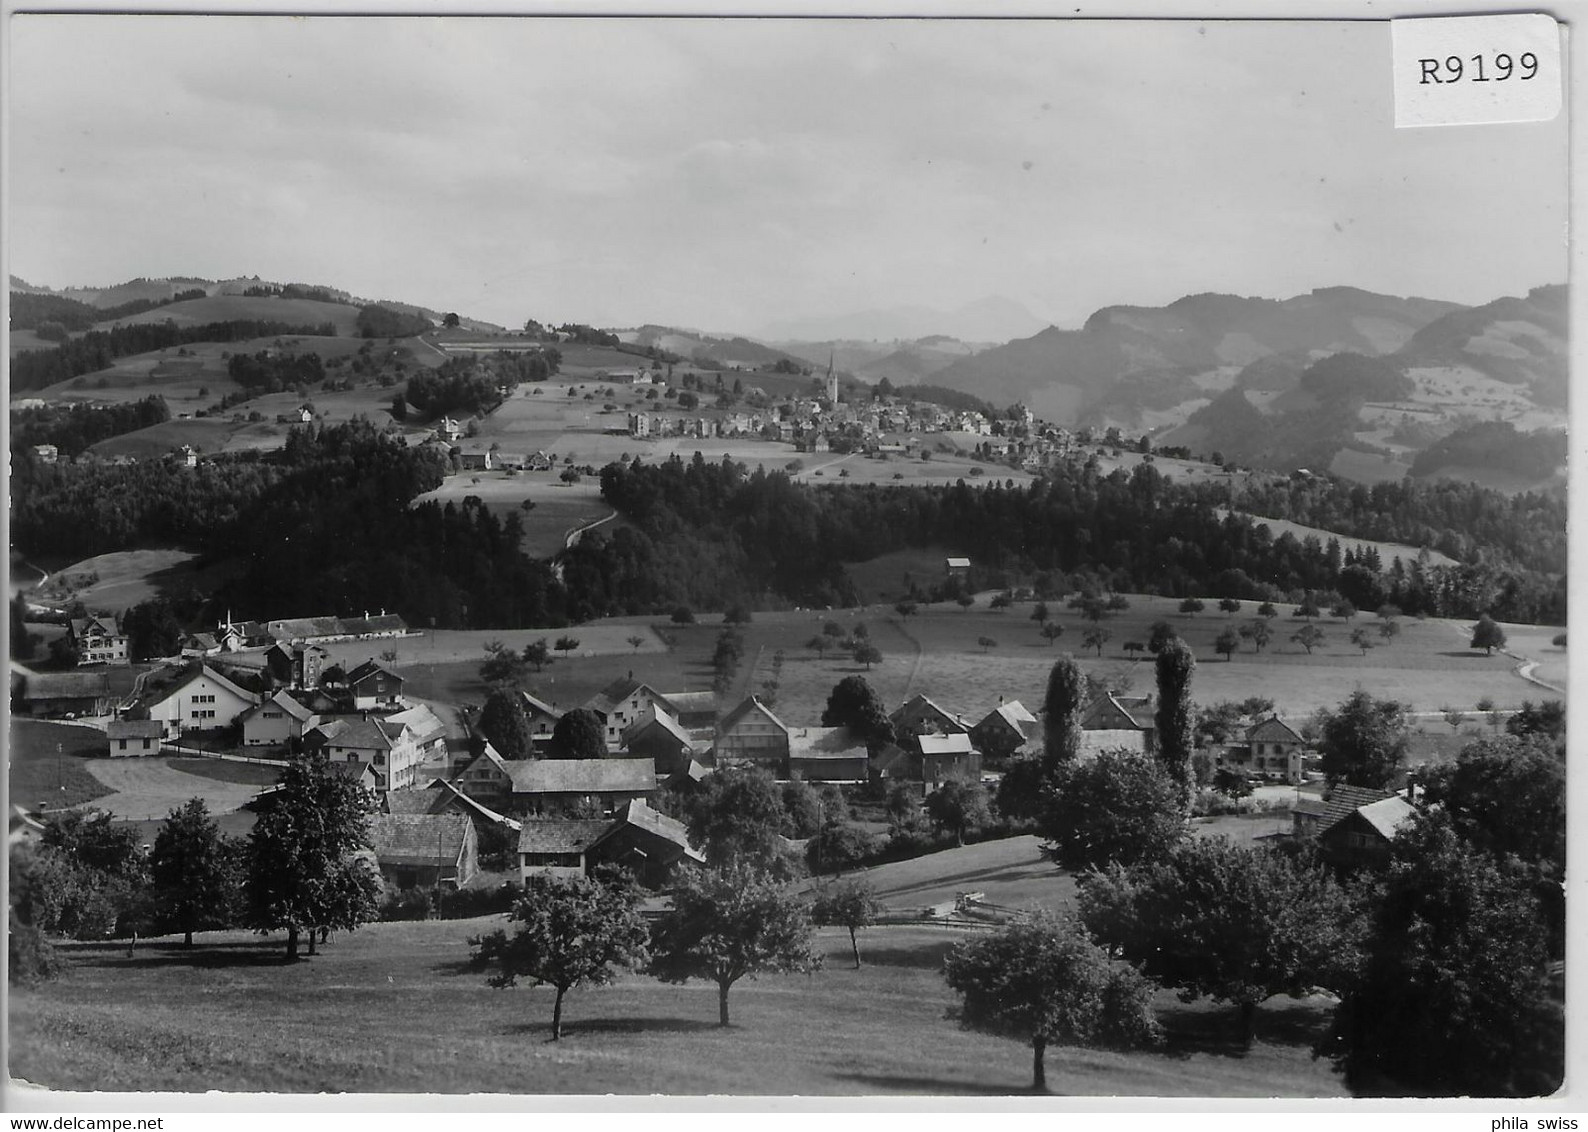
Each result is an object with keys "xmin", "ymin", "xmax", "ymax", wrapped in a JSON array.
[
  {"xmin": 263, "ymin": 611, "xmax": 408, "ymax": 646},
  {"xmin": 305, "ymin": 715, "xmax": 426, "ymax": 792},
  {"xmin": 944, "ymin": 557, "xmax": 971, "ymax": 579},
  {"xmin": 516, "ymin": 799, "xmax": 701, "ymax": 887},
  {"xmin": 1315, "ymin": 794, "xmax": 1416, "ymax": 868},
  {"xmin": 346, "ymin": 659, "xmax": 404, "ymax": 709},
  {"xmin": 1292, "ymin": 783, "xmax": 1398, "ymax": 842},
  {"xmin": 459, "ymin": 450, "xmax": 493, "ymax": 471},
  {"xmin": 1080, "ymin": 694, "xmax": 1156, "ymax": 757},
  {"xmin": 621, "ymin": 706, "xmax": 696, "ymax": 776},
  {"xmin": 518, "ymin": 690, "xmax": 561, "ymax": 752},
  {"xmin": 180, "ymin": 632, "xmax": 222, "ymax": 658},
  {"xmin": 264, "ymin": 642, "xmax": 327, "ymax": 690},
  {"xmin": 366, "ymin": 813, "xmax": 478, "ymax": 890},
  {"xmin": 136, "ymin": 663, "xmax": 260, "ymax": 740},
  {"xmin": 517, "ymin": 819, "xmax": 613, "ymax": 880},
  {"xmin": 714, "ymin": 695, "xmax": 790, "ymax": 770},
  {"xmin": 69, "ymin": 613, "xmax": 129, "ymax": 667},
  {"xmin": 107, "ymin": 718, "xmax": 163, "ymax": 757},
  {"xmin": 240, "ymin": 691, "xmax": 320, "ymax": 747},
  {"xmin": 503, "ymin": 757, "xmax": 657, "ymax": 817},
  {"xmin": 970, "ymin": 700, "xmax": 1039, "ymax": 759},
  {"xmin": 582, "ymin": 677, "xmax": 698, "ymax": 749},
  {"xmin": 890, "ymin": 693, "xmax": 969, "ymax": 740},
  {"xmin": 1213, "ymin": 716, "xmax": 1307, "ymax": 784},
  {"xmin": 10, "ymin": 670, "xmax": 117, "ymax": 718},
  {"xmin": 786, "ymin": 726, "xmax": 869, "ymax": 782},
  {"xmin": 450, "ymin": 744, "xmax": 514, "ymax": 803}
]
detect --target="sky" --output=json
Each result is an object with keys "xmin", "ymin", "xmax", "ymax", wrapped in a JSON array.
[{"xmin": 6, "ymin": 15, "xmax": 1569, "ymax": 337}]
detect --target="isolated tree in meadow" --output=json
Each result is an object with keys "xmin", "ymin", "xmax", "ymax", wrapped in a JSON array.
[
  {"xmin": 1081, "ymin": 626, "xmax": 1110, "ymax": 657},
  {"xmin": 853, "ymin": 642, "xmax": 883, "ymax": 670},
  {"xmin": 1240, "ymin": 620, "xmax": 1272, "ymax": 653},
  {"xmin": 956, "ymin": 594, "xmax": 975, "ymax": 613},
  {"xmin": 1349, "ymin": 627, "xmax": 1375, "ymax": 656},
  {"xmin": 1041, "ymin": 655, "xmax": 1086, "ymax": 770},
  {"xmin": 943, "ymin": 915, "xmax": 1162, "ymax": 1092},
  {"xmin": 1178, "ymin": 597, "xmax": 1205, "ymax": 617},
  {"xmin": 1146, "ymin": 620, "xmax": 1178, "ymax": 654},
  {"xmin": 479, "ymin": 686, "xmax": 534, "ymax": 760},
  {"xmin": 522, "ymin": 638, "xmax": 551, "ymax": 672},
  {"xmin": 1376, "ymin": 603, "xmax": 1403, "ymax": 623},
  {"xmin": 442, "ymin": 312, "xmax": 461, "ymax": 328},
  {"xmin": 1106, "ymin": 593, "xmax": 1131, "ymax": 614},
  {"xmin": 1296, "ymin": 598, "xmax": 1321, "ymax": 620},
  {"xmin": 470, "ymin": 874, "xmax": 649, "ymax": 1041},
  {"xmin": 977, "ymin": 636, "xmax": 998, "ymax": 654},
  {"xmin": 1257, "ymin": 602, "xmax": 1278, "ymax": 620},
  {"xmin": 1377, "ymin": 619, "xmax": 1401, "ymax": 644},
  {"xmin": 1440, "ymin": 705, "xmax": 1467, "ymax": 732},
  {"xmin": 1551, "ymin": 632, "xmax": 1566, "ymax": 648},
  {"xmin": 893, "ymin": 600, "xmax": 918, "ymax": 620},
  {"xmin": 1317, "ymin": 689, "xmax": 1408, "ymax": 789},
  {"xmin": 1470, "ymin": 614, "xmax": 1507, "ymax": 656},
  {"xmin": 1200, "ymin": 626, "xmax": 1236, "ymax": 661},
  {"xmin": 724, "ymin": 604, "xmax": 753, "ymax": 625},
  {"xmin": 553, "ymin": 634, "xmax": 580, "ymax": 657},
  {"xmin": 670, "ymin": 606, "xmax": 696, "ymax": 625},
  {"xmin": 1319, "ymin": 815, "xmax": 1562, "ymax": 1097},
  {"xmin": 1123, "ymin": 640, "xmax": 1144, "ymax": 660},
  {"xmin": 626, "ymin": 634, "xmax": 646, "ymax": 653},
  {"xmin": 1040, "ymin": 622, "xmax": 1064, "ymax": 647},
  {"xmin": 1039, "ymin": 750, "xmax": 1186, "ymax": 871},
  {"xmin": 1217, "ymin": 598, "xmax": 1241, "ymax": 618},
  {"xmin": 805, "ymin": 634, "xmax": 831, "ymax": 659},
  {"xmin": 924, "ymin": 781, "xmax": 991, "ymax": 847},
  {"xmin": 812, "ymin": 879, "xmax": 884, "ymax": 968},
  {"xmin": 550, "ymin": 708, "xmax": 605, "ymax": 760},
  {"xmin": 480, "ymin": 639, "xmax": 528, "ymax": 686},
  {"xmin": 1291, "ymin": 624, "xmax": 1326, "ymax": 655},
  {"xmin": 1331, "ymin": 601, "xmax": 1358, "ymax": 621},
  {"xmin": 1031, "ymin": 601, "xmax": 1050, "ymax": 625},
  {"xmin": 822, "ymin": 620, "xmax": 845, "ymax": 641},
  {"xmin": 1154, "ymin": 639, "xmax": 1196, "ymax": 809},
  {"xmin": 1081, "ymin": 840, "xmax": 1360, "ymax": 1044},
  {"xmin": 990, "ymin": 592, "xmax": 1013, "ymax": 611},
  {"xmin": 149, "ymin": 798, "xmax": 240, "ymax": 948},
  {"xmin": 246, "ymin": 756, "xmax": 381, "ymax": 961},
  {"xmin": 648, "ymin": 863, "xmax": 820, "ymax": 1027}
]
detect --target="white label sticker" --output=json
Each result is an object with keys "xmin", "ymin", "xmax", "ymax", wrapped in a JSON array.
[{"xmin": 1392, "ymin": 14, "xmax": 1562, "ymax": 128}]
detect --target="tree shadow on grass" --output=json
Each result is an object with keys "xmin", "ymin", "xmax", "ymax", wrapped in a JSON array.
[
  {"xmin": 1158, "ymin": 998, "xmax": 1332, "ymax": 1060},
  {"xmin": 842, "ymin": 941, "xmax": 959, "ymax": 970},
  {"xmin": 831, "ymin": 1071, "xmax": 1034, "ymax": 1096},
  {"xmin": 1432, "ymin": 651, "xmax": 1496, "ymax": 660},
  {"xmin": 62, "ymin": 939, "xmax": 298, "ymax": 970},
  {"xmin": 506, "ymin": 1017, "xmax": 720, "ymax": 1039}
]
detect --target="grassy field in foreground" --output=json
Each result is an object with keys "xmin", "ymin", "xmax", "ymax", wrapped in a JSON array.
[{"xmin": 9, "ymin": 917, "xmax": 1345, "ymax": 1097}]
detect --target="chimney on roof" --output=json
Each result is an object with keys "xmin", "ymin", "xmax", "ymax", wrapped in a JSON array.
[{"xmin": 1404, "ymin": 771, "xmax": 1418, "ymax": 805}]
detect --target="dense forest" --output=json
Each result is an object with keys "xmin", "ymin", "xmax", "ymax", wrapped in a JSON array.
[
  {"xmin": 10, "ymin": 320, "xmax": 340, "ymax": 393},
  {"xmin": 11, "ymin": 396, "xmax": 171, "ymax": 459},
  {"xmin": 356, "ymin": 304, "xmax": 433, "ymax": 339},
  {"xmin": 227, "ymin": 350, "xmax": 326, "ymax": 391},
  {"xmin": 10, "ymin": 430, "xmax": 1565, "ymax": 631},
  {"xmin": 10, "ymin": 288, "xmax": 207, "ymax": 334},
  {"xmin": 1407, "ymin": 421, "xmax": 1567, "ymax": 482}
]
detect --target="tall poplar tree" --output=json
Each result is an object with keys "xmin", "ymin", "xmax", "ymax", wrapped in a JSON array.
[
  {"xmin": 1041, "ymin": 655, "xmax": 1086, "ymax": 772},
  {"xmin": 1154, "ymin": 639, "xmax": 1196, "ymax": 809}
]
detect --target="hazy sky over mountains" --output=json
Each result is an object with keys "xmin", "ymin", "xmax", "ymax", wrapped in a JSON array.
[{"xmin": 8, "ymin": 16, "xmax": 1568, "ymax": 334}]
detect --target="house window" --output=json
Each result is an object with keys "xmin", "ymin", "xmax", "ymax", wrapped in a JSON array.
[
  {"xmin": 374, "ymin": 754, "xmax": 386, "ymax": 766},
  {"xmin": 348, "ymin": 753, "xmax": 360, "ymax": 763}
]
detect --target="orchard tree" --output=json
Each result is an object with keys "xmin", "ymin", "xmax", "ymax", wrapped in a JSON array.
[
  {"xmin": 1331, "ymin": 601, "xmax": 1358, "ymax": 621},
  {"xmin": 550, "ymin": 708, "xmax": 605, "ymax": 759},
  {"xmin": 1040, "ymin": 622, "xmax": 1064, "ymax": 647},
  {"xmin": 943, "ymin": 915, "xmax": 1162, "ymax": 1092},
  {"xmin": 1377, "ymin": 619, "xmax": 1401, "ymax": 643},
  {"xmin": 1217, "ymin": 598, "xmax": 1241, "ymax": 618},
  {"xmin": 821, "ymin": 675, "xmax": 894, "ymax": 751},
  {"xmin": 553, "ymin": 635, "xmax": 581, "ymax": 657},
  {"xmin": 811, "ymin": 879, "xmax": 883, "ymax": 968},
  {"xmin": 1241, "ymin": 620, "xmax": 1272, "ymax": 653},
  {"xmin": 1154, "ymin": 639, "xmax": 1196, "ymax": 808},
  {"xmin": 149, "ymin": 799, "xmax": 240, "ymax": 948},
  {"xmin": 1291, "ymin": 624, "xmax": 1326, "ymax": 654},
  {"xmin": 685, "ymin": 766, "xmax": 799, "ymax": 876},
  {"xmin": 1031, "ymin": 601, "xmax": 1050, "ymax": 624},
  {"xmin": 246, "ymin": 755, "xmax": 381, "ymax": 960},
  {"xmin": 1296, "ymin": 598, "xmax": 1320, "ymax": 620},
  {"xmin": 1349, "ymin": 628, "xmax": 1375, "ymax": 656},
  {"xmin": 523, "ymin": 638, "xmax": 552, "ymax": 672},
  {"xmin": 806, "ymin": 634, "xmax": 829, "ymax": 659},
  {"xmin": 1470, "ymin": 614, "xmax": 1507, "ymax": 656},
  {"xmin": 1123, "ymin": 641, "xmax": 1144, "ymax": 660},
  {"xmin": 1039, "ymin": 750, "xmax": 1186, "ymax": 870},
  {"xmin": 1041, "ymin": 655, "xmax": 1086, "ymax": 770},
  {"xmin": 956, "ymin": 594, "xmax": 975, "ymax": 613},
  {"xmin": 1214, "ymin": 629, "xmax": 1240, "ymax": 661},
  {"xmin": 1178, "ymin": 598, "xmax": 1204, "ymax": 617},
  {"xmin": 893, "ymin": 600, "xmax": 918, "ymax": 620},
  {"xmin": 976, "ymin": 636, "xmax": 998, "ymax": 654},
  {"xmin": 626, "ymin": 634, "xmax": 646, "ymax": 653},
  {"xmin": 1257, "ymin": 602, "xmax": 1278, "ymax": 620},
  {"xmin": 480, "ymin": 639, "xmax": 528, "ymax": 686},
  {"xmin": 470, "ymin": 874, "xmax": 648, "ymax": 1040},
  {"xmin": 853, "ymin": 642, "xmax": 883, "ymax": 670},
  {"xmin": 1146, "ymin": 621, "xmax": 1178, "ymax": 654},
  {"xmin": 1317, "ymin": 690, "xmax": 1408, "ymax": 789},
  {"xmin": 1082, "ymin": 626, "xmax": 1111, "ymax": 657},
  {"xmin": 1080, "ymin": 839, "xmax": 1360, "ymax": 1043},
  {"xmin": 649, "ymin": 864, "xmax": 820, "ymax": 1026}
]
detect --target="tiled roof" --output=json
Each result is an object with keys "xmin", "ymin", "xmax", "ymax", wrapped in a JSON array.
[
  {"xmin": 919, "ymin": 733, "xmax": 974, "ymax": 756},
  {"xmin": 348, "ymin": 659, "xmax": 404, "ymax": 686},
  {"xmin": 584, "ymin": 676, "xmax": 645, "ymax": 716},
  {"xmin": 787, "ymin": 726, "xmax": 866, "ymax": 759},
  {"xmin": 246, "ymin": 690, "xmax": 316, "ymax": 723},
  {"xmin": 368, "ymin": 813, "xmax": 470, "ymax": 865},
  {"xmin": 311, "ymin": 717, "xmax": 396, "ymax": 752},
  {"xmin": 505, "ymin": 758, "xmax": 656, "ymax": 795},
  {"xmin": 517, "ymin": 819, "xmax": 611, "ymax": 855},
  {"xmin": 1248, "ymin": 716, "xmax": 1305, "ymax": 744},
  {"xmin": 717, "ymin": 695, "xmax": 788, "ymax": 735},
  {"xmin": 146, "ymin": 664, "xmax": 258, "ymax": 709},
  {"xmin": 107, "ymin": 719, "xmax": 163, "ymax": 739},
  {"xmin": 608, "ymin": 799, "xmax": 705, "ymax": 862},
  {"xmin": 1312, "ymin": 784, "xmax": 1396, "ymax": 834},
  {"xmin": 623, "ymin": 707, "xmax": 692, "ymax": 748}
]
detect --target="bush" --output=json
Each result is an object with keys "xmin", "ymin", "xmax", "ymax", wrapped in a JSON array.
[
  {"xmin": 8, "ymin": 909, "xmax": 64, "ymax": 985},
  {"xmin": 438, "ymin": 881, "xmax": 522, "ymax": 920},
  {"xmin": 380, "ymin": 885, "xmax": 434, "ymax": 921}
]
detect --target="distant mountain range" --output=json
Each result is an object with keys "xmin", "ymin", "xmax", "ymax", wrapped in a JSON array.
[{"xmin": 759, "ymin": 295, "xmax": 1049, "ymax": 344}]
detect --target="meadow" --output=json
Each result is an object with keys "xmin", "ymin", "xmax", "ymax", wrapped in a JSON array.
[
  {"xmin": 9, "ymin": 720, "xmax": 115, "ymax": 812},
  {"xmin": 9, "ymin": 899, "xmax": 1345, "ymax": 1097}
]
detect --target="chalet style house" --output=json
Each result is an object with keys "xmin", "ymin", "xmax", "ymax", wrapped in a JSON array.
[{"xmin": 69, "ymin": 613, "xmax": 129, "ymax": 666}]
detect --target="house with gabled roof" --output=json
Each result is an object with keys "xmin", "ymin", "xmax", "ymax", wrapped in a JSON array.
[
  {"xmin": 305, "ymin": 714, "xmax": 424, "ymax": 792},
  {"xmin": 136, "ymin": 663, "xmax": 260, "ymax": 740},
  {"xmin": 1317, "ymin": 794, "xmax": 1415, "ymax": 868},
  {"xmin": 891, "ymin": 693, "xmax": 969, "ymax": 741},
  {"xmin": 518, "ymin": 690, "xmax": 561, "ymax": 752},
  {"xmin": 1080, "ymin": 694, "xmax": 1156, "ymax": 757},
  {"xmin": 346, "ymin": 659, "xmax": 405, "ymax": 710},
  {"xmin": 264, "ymin": 642, "xmax": 328, "ymax": 690},
  {"xmin": 587, "ymin": 798, "xmax": 704, "ymax": 888},
  {"xmin": 1291, "ymin": 783, "xmax": 1396, "ymax": 842},
  {"xmin": 971, "ymin": 700, "xmax": 1039, "ymax": 760},
  {"xmin": 621, "ymin": 705, "xmax": 696, "ymax": 776},
  {"xmin": 714, "ymin": 695, "xmax": 791, "ymax": 771},
  {"xmin": 69, "ymin": 613, "xmax": 129, "ymax": 666},
  {"xmin": 11, "ymin": 669, "xmax": 117, "ymax": 718},
  {"xmin": 517, "ymin": 819, "xmax": 614, "ymax": 880},
  {"xmin": 451, "ymin": 743, "xmax": 514, "ymax": 802},
  {"xmin": 367, "ymin": 813, "xmax": 477, "ymax": 890},
  {"xmin": 582, "ymin": 676, "xmax": 674, "ymax": 749},
  {"xmin": 107, "ymin": 718, "xmax": 164, "ymax": 757},
  {"xmin": 1213, "ymin": 715, "xmax": 1307, "ymax": 784},
  {"xmin": 240, "ymin": 690, "xmax": 320, "ymax": 748},
  {"xmin": 786, "ymin": 726, "xmax": 869, "ymax": 782},
  {"xmin": 504, "ymin": 757, "xmax": 657, "ymax": 817},
  {"xmin": 918, "ymin": 733, "xmax": 981, "ymax": 785},
  {"xmin": 384, "ymin": 701, "xmax": 448, "ymax": 766}
]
